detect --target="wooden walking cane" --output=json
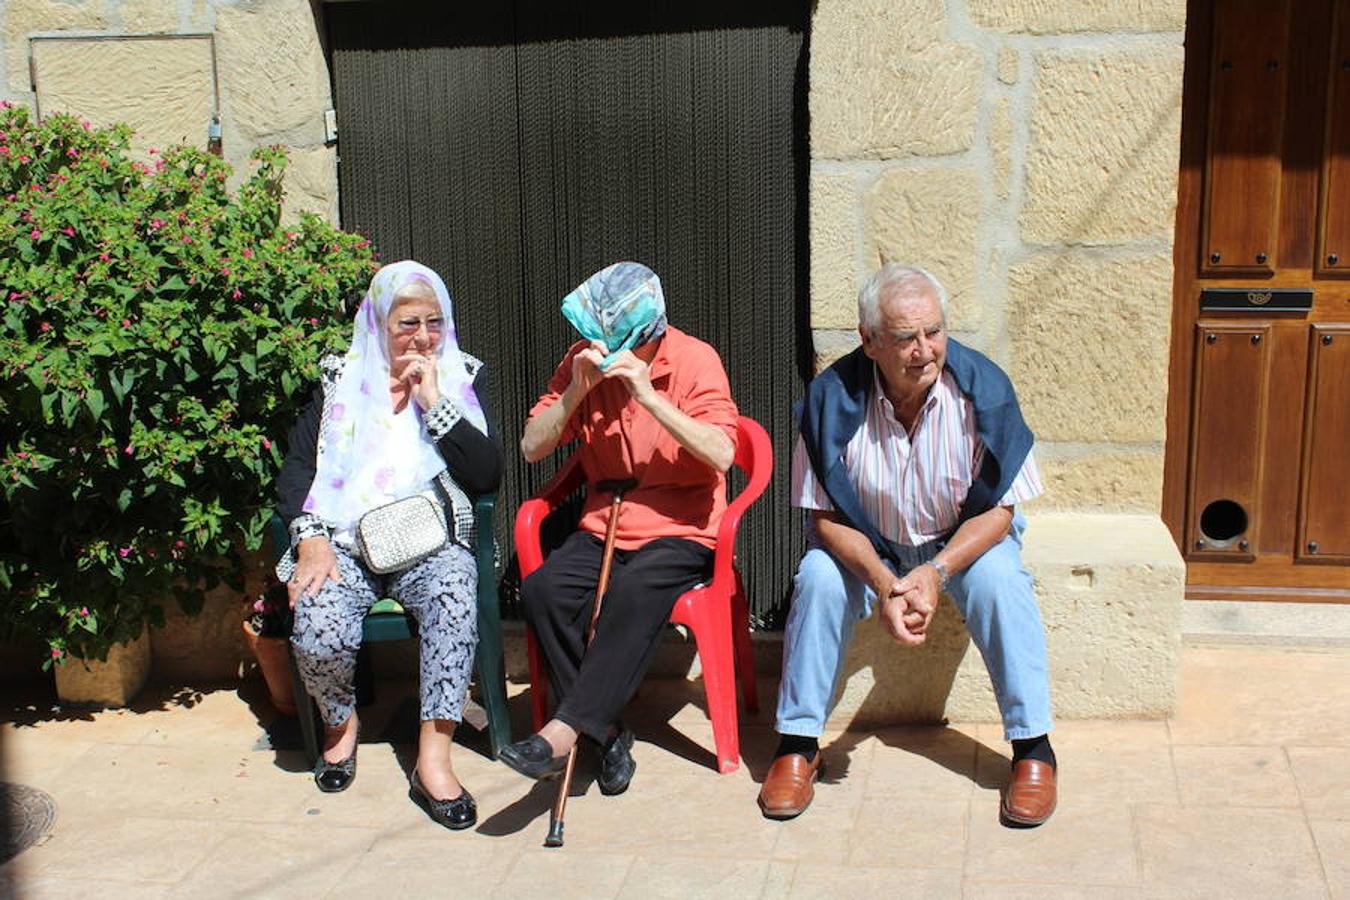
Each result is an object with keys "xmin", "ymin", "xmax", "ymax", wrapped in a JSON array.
[{"xmin": 544, "ymin": 477, "xmax": 637, "ymax": 848}]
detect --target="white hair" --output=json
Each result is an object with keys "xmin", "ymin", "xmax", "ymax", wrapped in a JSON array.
[{"xmin": 857, "ymin": 263, "xmax": 949, "ymax": 334}]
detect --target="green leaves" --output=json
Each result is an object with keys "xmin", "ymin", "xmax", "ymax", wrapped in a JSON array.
[
  {"xmin": 107, "ymin": 368, "xmax": 135, "ymax": 403},
  {"xmin": 159, "ymin": 274, "xmax": 188, "ymax": 293},
  {"xmin": 84, "ymin": 387, "xmax": 106, "ymax": 419},
  {"xmin": 0, "ymin": 105, "xmax": 377, "ymax": 664}
]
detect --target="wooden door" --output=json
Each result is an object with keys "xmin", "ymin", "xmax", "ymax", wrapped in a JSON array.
[{"xmin": 1165, "ymin": 0, "xmax": 1350, "ymax": 601}]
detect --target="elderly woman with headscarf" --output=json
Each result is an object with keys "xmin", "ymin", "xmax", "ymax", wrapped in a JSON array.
[
  {"xmin": 501, "ymin": 261, "xmax": 739, "ymax": 794},
  {"xmin": 274, "ymin": 260, "xmax": 501, "ymax": 830}
]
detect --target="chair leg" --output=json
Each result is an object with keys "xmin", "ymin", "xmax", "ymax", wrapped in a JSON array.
[
  {"xmin": 526, "ymin": 626, "xmax": 549, "ymax": 732},
  {"xmin": 732, "ymin": 569, "xmax": 759, "ymax": 714},
  {"xmin": 473, "ymin": 564, "xmax": 512, "ymax": 760},
  {"xmin": 473, "ymin": 627, "xmax": 512, "ymax": 759},
  {"xmin": 287, "ymin": 645, "xmax": 320, "ymax": 765},
  {"xmin": 354, "ymin": 644, "xmax": 375, "ymax": 708},
  {"xmin": 677, "ymin": 596, "xmax": 741, "ymax": 774}
]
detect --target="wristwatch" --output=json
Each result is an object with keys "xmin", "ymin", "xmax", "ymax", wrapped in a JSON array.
[{"xmin": 929, "ymin": 558, "xmax": 950, "ymax": 589}]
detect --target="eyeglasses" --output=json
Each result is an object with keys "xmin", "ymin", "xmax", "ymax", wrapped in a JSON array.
[{"xmin": 393, "ymin": 316, "xmax": 445, "ymax": 335}]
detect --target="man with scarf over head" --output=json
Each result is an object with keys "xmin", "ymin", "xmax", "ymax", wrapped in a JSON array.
[
  {"xmin": 500, "ymin": 262, "xmax": 739, "ymax": 794},
  {"xmin": 758, "ymin": 263, "xmax": 1057, "ymax": 827}
]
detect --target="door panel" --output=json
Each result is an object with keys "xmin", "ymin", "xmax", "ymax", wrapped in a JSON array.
[
  {"xmin": 1200, "ymin": 0, "xmax": 1290, "ymax": 275},
  {"xmin": 1317, "ymin": 4, "xmax": 1350, "ymax": 277},
  {"xmin": 1297, "ymin": 326, "xmax": 1350, "ymax": 561},
  {"xmin": 1186, "ymin": 324, "xmax": 1270, "ymax": 559},
  {"xmin": 1254, "ymin": 321, "xmax": 1310, "ymax": 554}
]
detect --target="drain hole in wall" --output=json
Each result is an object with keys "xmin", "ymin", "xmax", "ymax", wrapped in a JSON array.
[{"xmin": 1199, "ymin": 499, "xmax": 1247, "ymax": 548}]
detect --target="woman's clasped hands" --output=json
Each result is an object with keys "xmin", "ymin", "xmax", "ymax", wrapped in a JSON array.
[{"xmin": 392, "ymin": 351, "xmax": 441, "ymax": 411}]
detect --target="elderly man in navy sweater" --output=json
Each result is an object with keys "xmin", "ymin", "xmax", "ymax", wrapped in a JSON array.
[{"xmin": 758, "ymin": 263, "xmax": 1057, "ymax": 827}]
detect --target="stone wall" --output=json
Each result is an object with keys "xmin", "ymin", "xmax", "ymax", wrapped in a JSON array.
[
  {"xmin": 810, "ymin": 0, "xmax": 1185, "ymax": 515},
  {"xmin": 809, "ymin": 0, "xmax": 1189, "ymax": 724},
  {"xmin": 0, "ymin": 0, "xmax": 339, "ymax": 223}
]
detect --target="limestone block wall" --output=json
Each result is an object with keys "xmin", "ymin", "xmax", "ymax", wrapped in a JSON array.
[
  {"xmin": 810, "ymin": 0, "xmax": 1189, "ymax": 723},
  {"xmin": 0, "ymin": 0, "xmax": 338, "ymax": 223}
]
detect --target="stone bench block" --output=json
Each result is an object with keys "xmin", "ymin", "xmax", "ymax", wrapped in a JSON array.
[{"xmin": 827, "ymin": 512, "xmax": 1184, "ymax": 730}]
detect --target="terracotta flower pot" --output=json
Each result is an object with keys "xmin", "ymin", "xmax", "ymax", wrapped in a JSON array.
[{"xmin": 242, "ymin": 621, "xmax": 298, "ymax": 716}]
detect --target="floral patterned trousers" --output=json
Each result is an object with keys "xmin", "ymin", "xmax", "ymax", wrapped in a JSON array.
[{"xmin": 290, "ymin": 543, "xmax": 478, "ymax": 726}]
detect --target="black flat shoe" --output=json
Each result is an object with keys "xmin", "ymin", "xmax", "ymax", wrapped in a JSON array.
[
  {"xmin": 313, "ymin": 745, "xmax": 358, "ymax": 793},
  {"xmin": 499, "ymin": 733, "xmax": 568, "ymax": 780},
  {"xmin": 313, "ymin": 720, "xmax": 359, "ymax": 793},
  {"xmin": 410, "ymin": 769, "xmax": 477, "ymax": 831},
  {"xmin": 598, "ymin": 727, "xmax": 636, "ymax": 796}
]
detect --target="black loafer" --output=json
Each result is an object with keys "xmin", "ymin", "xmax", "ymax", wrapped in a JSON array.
[
  {"xmin": 499, "ymin": 733, "xmax": 568, "ymax": 780},
  {"xmin": 598, "ymin": 727, "xmax": 636, "ymax": 796},
  {"xmin": 313, "ymin": 746, "xmax": 357, "ymax": 793},
  {"xmin": 410, "ymin": 769, "xmax": 477, "ymax": 831}
]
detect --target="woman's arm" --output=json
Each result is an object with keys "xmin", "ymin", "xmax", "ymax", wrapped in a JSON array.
[
  {"xmin": 427, "ymin": 365, "xmax": 503, "ymax": 496},
  {"xmin": 275, "ymin": 383, "xmax": 341, "ymax": 606},
  {"xmin": 276, "ymin": 384, "xmax": 324, "ymax": 525}
]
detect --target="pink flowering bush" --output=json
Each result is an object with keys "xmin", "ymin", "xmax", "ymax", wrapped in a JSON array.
[{"xmin": 0, "ymin": 104, "xmax": 377, "ymax": 665}]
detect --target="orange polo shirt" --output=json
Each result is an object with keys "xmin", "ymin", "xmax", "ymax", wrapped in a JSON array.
[{"xmin": 528, "ymin": 326, "xmax": 739, "ymax": 550}]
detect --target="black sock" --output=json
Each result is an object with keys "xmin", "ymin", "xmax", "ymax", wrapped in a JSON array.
[
  {"xmin": 775, "ymin": 734, "xmax": 819, "ymax": 763},
  {"xmin": 1011, "ymin": 735, "xmax": 1056, "ymax": 769}
]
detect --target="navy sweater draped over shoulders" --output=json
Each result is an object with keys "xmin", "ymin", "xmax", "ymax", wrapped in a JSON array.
[{"xmin": 796, "ymin": 339, "xmax": 1033, "ymax": 566}]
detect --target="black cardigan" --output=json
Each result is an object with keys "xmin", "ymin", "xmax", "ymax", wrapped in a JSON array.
[{"xmin": 276, "ymin": 365, "xmax": 502, "ymax": 528}]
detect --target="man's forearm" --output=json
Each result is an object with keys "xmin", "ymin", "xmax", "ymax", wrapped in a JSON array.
[
  {"xmin": 640, "ymin": 392, "xmax": 734, "ymax": 472},
  {"xmin": 932, "ymin": 505, "xmax": 1014, "ymax": 576},
  {"xmin": 812, "ymin": 510, "xmax": 894, "ymax": 594},
  {"xmin": 520, "ymin": 383, "xmax": 583, "ymax": 462}
]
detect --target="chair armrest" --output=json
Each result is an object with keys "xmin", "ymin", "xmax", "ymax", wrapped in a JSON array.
[
  {"xmin": 533, "ymin": 455, "xmax": 586, "ymax": 506},
  {"xmin": 473, "ymin": 493, "xmax": 497, "ymax": 576},
  {"xmin": 266, "ymin": 513, "xmax": 289, "ymax": 565},
  {"xmin": 513, "ymin": 456, "xmax": 585, "ymax": 579},
  {"xmin": 707, "ymin": 417, "xmax": 775, "ymax": 595}
]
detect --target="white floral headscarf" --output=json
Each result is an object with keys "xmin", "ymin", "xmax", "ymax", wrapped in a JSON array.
[{"xmin": 303, "ymin": 261, "xmax": 486, "ymax": 532}]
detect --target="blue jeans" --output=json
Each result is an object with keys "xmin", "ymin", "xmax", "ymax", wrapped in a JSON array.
[{"xmin": 775, "ymin": 514, "xmax": 1054, "ymax": 742}]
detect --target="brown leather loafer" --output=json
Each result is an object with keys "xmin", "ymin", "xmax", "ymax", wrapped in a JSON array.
[
  {"xmin": 757, "ymin": 753, "xmax": 823, "ymax": 820},
  {"xmin": 1001, "ymin": 759, "xmax": 1057, "ymax": 826}
]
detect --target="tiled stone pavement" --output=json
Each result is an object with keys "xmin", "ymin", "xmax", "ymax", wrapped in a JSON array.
[{"xmin": 2, "ymin": 642, "xmax": 1347, "ymax": 898}]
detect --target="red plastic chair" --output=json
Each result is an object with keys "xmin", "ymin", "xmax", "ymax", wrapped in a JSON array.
[{"xmin": 514, "ymin": 415, "xmax": 773, "ymax": 774}]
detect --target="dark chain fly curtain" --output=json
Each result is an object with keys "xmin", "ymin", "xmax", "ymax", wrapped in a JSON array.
[{"xmin": 328, "ymin": 1, "xmax": 811, "ymax": 627}]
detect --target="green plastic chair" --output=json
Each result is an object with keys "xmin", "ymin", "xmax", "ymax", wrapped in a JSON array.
[{"xmin": 270, "ymin": 495, "xmax": 511, "ymax": 761}]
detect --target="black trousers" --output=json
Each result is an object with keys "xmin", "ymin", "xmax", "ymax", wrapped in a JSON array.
[{"xmin": 520, "ymin": 531, "xmax": 713, "ymax": 743}]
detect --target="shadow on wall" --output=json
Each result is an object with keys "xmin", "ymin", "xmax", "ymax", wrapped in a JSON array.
[
  {"xmin": 807, "ymin": 600, "xmax": 1008, "ymax": 790},
  {"xmin": 834, "ymin": 597, "xmax": 971, "ymax": 731},
  {"xmin": 1012, "ymin": 87, "xmax": 1185, "ymax": 457},
  {"xmin": 1033, "ymin": 84, "xmax": 1184, "ymax": 250}
]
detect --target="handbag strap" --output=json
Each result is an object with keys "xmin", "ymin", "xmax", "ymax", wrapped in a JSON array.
[{"xmin": 434, "ymin": 470, "xmax": 476, "ymax": 550}]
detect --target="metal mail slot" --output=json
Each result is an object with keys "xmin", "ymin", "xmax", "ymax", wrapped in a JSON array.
[{"xmin": 1200, "ymin": 287, "xmax": 1313, "ymax": 311}]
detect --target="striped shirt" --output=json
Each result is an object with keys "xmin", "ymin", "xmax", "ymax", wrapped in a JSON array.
[{"xmin": 792, "ymin": 368, "xmax": 1043, "ymax": 546}]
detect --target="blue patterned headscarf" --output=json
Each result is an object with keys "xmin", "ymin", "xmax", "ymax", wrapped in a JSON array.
[{"xmin": 560, "ymin": 261, "xmax": 668, "ymax": 368}]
